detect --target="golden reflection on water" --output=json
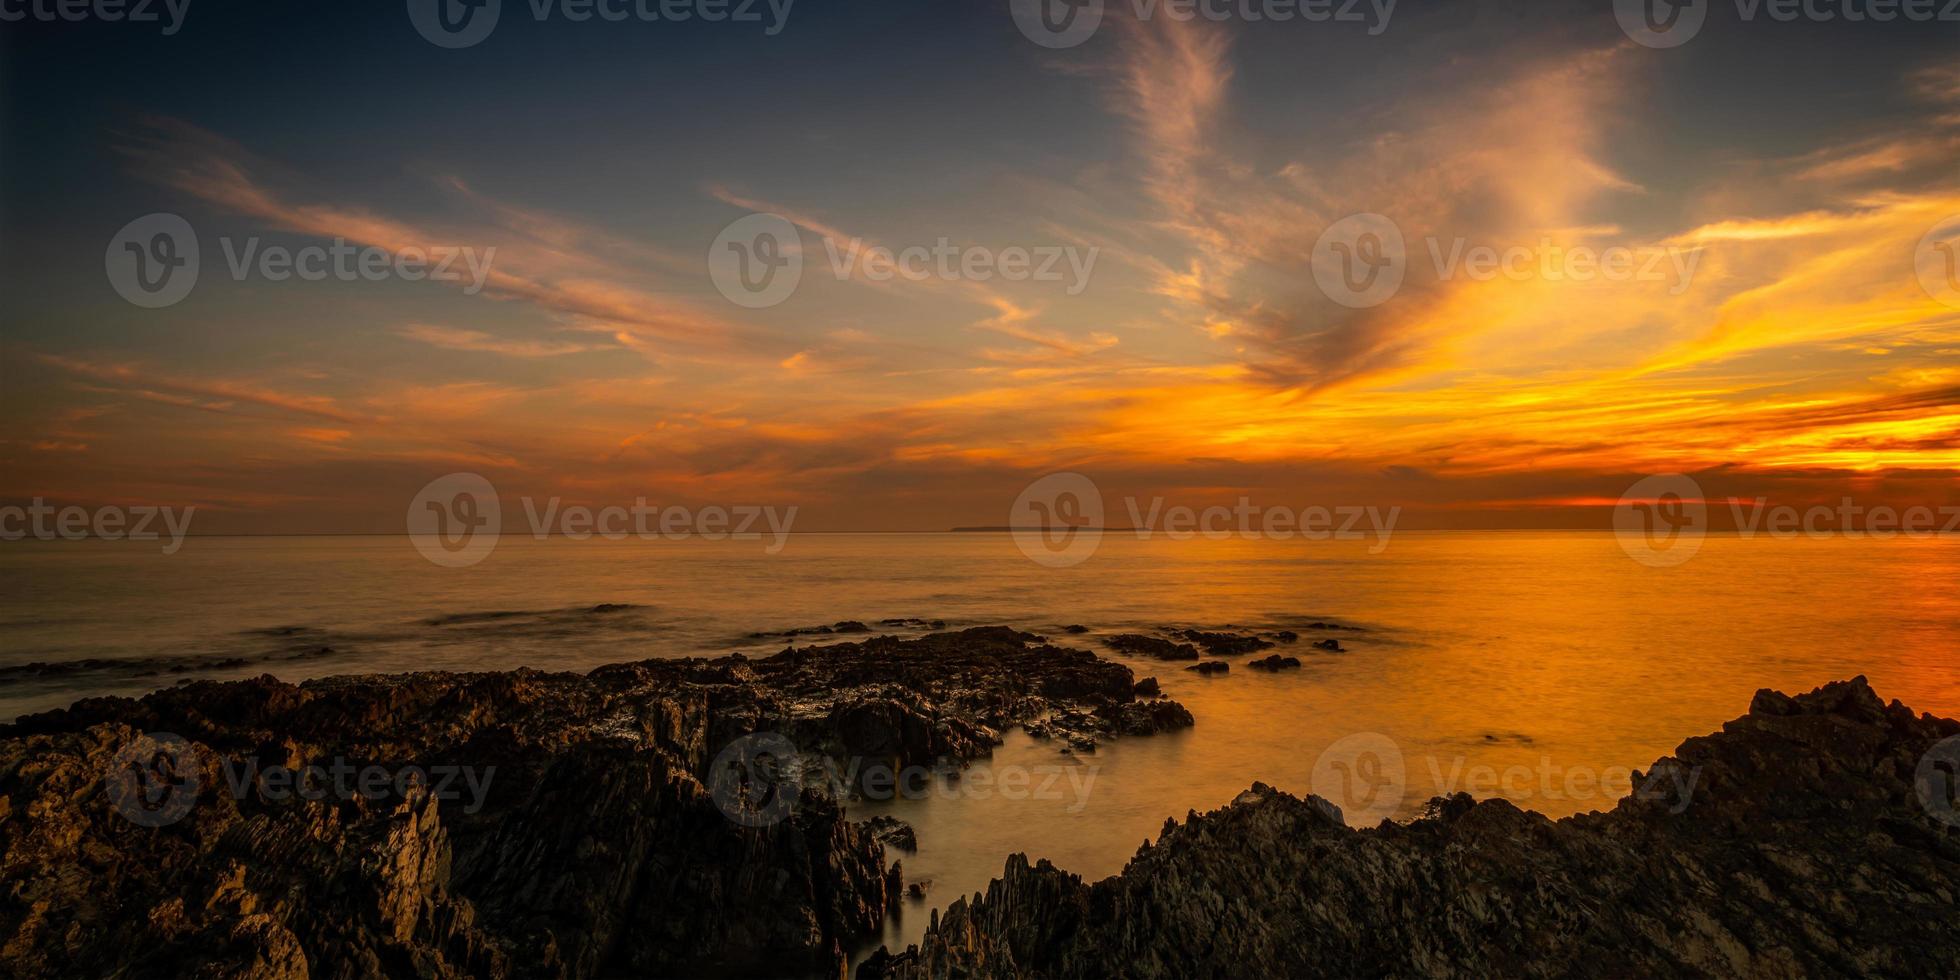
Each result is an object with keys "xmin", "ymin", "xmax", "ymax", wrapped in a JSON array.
[{"xmin": 3, "ymin": 531, "xmax": 1956, "ymax": 957}]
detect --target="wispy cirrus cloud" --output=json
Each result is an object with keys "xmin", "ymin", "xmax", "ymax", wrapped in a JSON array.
[
  {"xmin": 397, "ymin": 323, "xmax": 614, "ymax": 358},
  {"xmin": 37, "ymin": 353, "xmax": 376, "ymax": 425},
  {"xmin": 115, "ymin": 117, "xmax": 774, "ymax": 363}
]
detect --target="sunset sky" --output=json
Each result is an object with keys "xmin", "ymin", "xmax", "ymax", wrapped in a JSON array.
[{"xmin": 3, "ymin": 2, "xmax": 1958, "ymax": 531}]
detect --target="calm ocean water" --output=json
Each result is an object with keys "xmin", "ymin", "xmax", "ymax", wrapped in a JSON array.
[{"xmin": 5, "ymin": 531, "xmax": 1957, "ymax": 953}]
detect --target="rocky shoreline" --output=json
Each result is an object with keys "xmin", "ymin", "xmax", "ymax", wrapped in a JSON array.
[
  {"xmin": 0, "ymin": 626, "xmax": 1188, "ymax": 978},
  {"xmin": 862, "ymin": 676, "xmax": 1960, "ymax": 978},
  {"xmin": 5, "ymin": 624, "xmax": 1957, "ymax": 978}
]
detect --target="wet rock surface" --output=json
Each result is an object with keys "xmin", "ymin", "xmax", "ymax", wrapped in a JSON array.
[
  {"xmin": 1169, "ymin": 630, "xmax": 1273, "ymax": 656},
  {"xmin": 861, "ymin": 677, "xmax": 1960, "ymax": 979},
  {"xmin": 1246, "ymin": 654, "xmax": 1302, "ymax": 671},
  {"xmin": 1101, "ymin": 627, "xmax": 1318, "ymax": 662},
  {"xmin": 1100, "ymin": 635, "xmax": 1199, "ymax": 661},
  {"xmin": 0, "ymin": 627, "xmax": 1188, "ymax": 979},
  {"xmin": 866, "ymin": 815, "xmax": 920, "ymax": 852}
]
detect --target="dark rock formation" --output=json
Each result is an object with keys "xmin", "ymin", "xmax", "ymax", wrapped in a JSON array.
[
  {"xmin": 1101, "ymin": 635, "xmax": 1199, "ymax": 661},
  {"xmin": 1061, "ymin": 625, "xmax": 1089, "ymax": 634},
  {"xmin": 0, "ymin": 627, "xmax": 1189, "ymax": 979},
  {"xmin": 866, "ymin": 814, "xmax": 919, "ymax": 852},
  {"xmin": 877, "ymin": 619, "xmax": 946, "ymax": 630},
  {"xmin": 1183, "ymin": 661, "xmax": 1228, "ymax": 676},
  {"xmin": 1132, "ymin": 677, "xmax": 1160, "ymax": 698},
  {"xmin": 862, "ymin": 677, "xmax": 1960, "ymax": 978},
  {"xmin": 1170, "ymin": 630, "xmax": 1273, "ymax": 656},
  {"xmin": 1020, "ymin": 692, "xmax": 1193, "ymax": 751},
  {"xmin": 1311, "ymin": 638, "xmax": 1345, "ymax": 652},
  {"xmin": 1246, "ymin": 655, "xmax": 1302, "ymax": 671},
  {"xmin": 1270, "ymin": 630, "xmax": 1298, "ymax": 643},
  {"xmin": 750, "ymin": 618, "xmax": 900, "ymax": 639}
]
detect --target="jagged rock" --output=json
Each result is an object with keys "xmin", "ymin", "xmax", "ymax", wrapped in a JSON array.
[
  {"xmin": 1246, "ymin": 655, "xmax": 1301, "ymax": 671},
  {"xmin": 1107, "ymin": 699, "xmax": 1194, "ymax": 736},
  {"xmin": 866, "ymin": 677, "xmax": 1960, "ymax": 978},
  {"xmin": 1132, "ymin": 677, "xmax": 1160, "ymax": 698},
  {"xmin": 0, "ymin": 628, "xmax": 1189, "ymax": 980},
  {"xmin": 906, "ymin": 880, "xmax": 932, "ymax": 900},
  {"xmin": 865, "ymin": 815, "xmax": 918, "ymax": 852}
]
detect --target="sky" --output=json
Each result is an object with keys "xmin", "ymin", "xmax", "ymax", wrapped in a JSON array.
[{"xmin": 2, "ymin": 0, "xmax": 1958, "ymax": 532}]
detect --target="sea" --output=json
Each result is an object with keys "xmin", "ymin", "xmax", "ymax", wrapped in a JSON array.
[{"xmin": 4, "ymin": 530, "xmax": 1956, "ymax": 954}]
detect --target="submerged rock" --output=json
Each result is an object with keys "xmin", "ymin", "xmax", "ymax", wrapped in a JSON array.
[
  {"xmin": 1170, "ymin": 630, "xmax": 1273, "ymax": 656},
  {"xmin": 1102, "ymin": 635, "xmax": 1199, "ymax": 661},
  {"xmin": 1183, "ymin": 661, "xmax": 1229, "ymax": 676},
  {"xmin": 1246, "ymin": 655, "xmax": 1302, "ymax": 671},
  {"xmin": 864, "ymin": 677, "xmax": 1960, "ymax": 978}
]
